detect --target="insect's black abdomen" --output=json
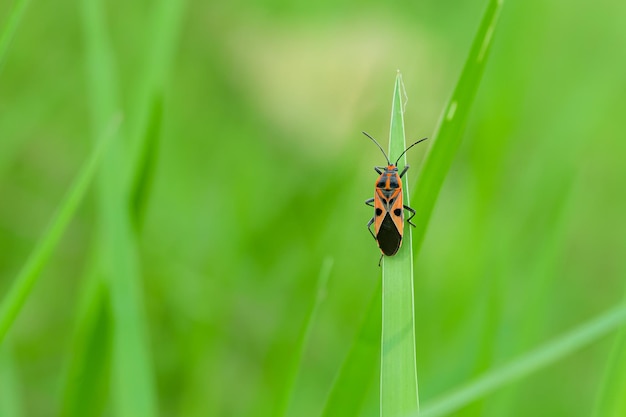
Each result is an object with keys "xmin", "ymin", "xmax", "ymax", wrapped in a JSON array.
[{"xmin": 377, "ymin": 213, "xmax": 402, "ymax": 256}]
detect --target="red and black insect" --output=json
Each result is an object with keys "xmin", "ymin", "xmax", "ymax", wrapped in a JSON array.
[{"xmin": 364, "ymin": 132, "xmax": 427, "ymax": 263}]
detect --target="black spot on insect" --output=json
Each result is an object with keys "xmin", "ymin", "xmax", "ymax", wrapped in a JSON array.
[
  {"xmin": 377, "ymin": 213, "xmax": 402, "ymax": 256},
  {"xmin": 393, "ymin": 208, "xmax": 402, "ymax": 217},
  {"xmin": 377, "ymin": 180, "xmax": 386, "ymax": 188},
  {"xmin": 375, "ymin": 208, "xmax": 383, "ymax": 216}
]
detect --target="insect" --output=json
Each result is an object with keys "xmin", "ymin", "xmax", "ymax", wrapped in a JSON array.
[{"xmin": 363, "ymin": 131, "xmax": 428, "ymax": 264}]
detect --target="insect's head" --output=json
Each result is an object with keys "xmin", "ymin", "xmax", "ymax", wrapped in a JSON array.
[{"xmin": 362, "ymin": 131, "xmax": 428, "ymax": 167}]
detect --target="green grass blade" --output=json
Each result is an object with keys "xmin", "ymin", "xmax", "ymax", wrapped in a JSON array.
[
  {"xmin": 126, "ymin": 0, "xmax": 186, "ymax": 195},
  {"xmin": 0, "ymin": 345, "xmax": 23, "ymax": 417},
  {"xmin": 130, "ymin": 93, "xmax": 163, "ymax": 229},
  {"xmin": 380, "ymin": 72, "xmax": 419, "ymax": 417},
  {"xmin": 592, "ymin": 237, "xmax": 626, "ymax": 416},
  {"xmin": 321, "ymin": 282, "xmax": 381, "ymax": 417},
  {"xmin": 59, "ymin": 278, "xmax": 112, "ymax": 417},
  {"xmin": 279, "ymin": 257, "xmax": 333, "ymax": 417},
  {"xmin": 81, "ymin": 0, "xmax": 157, "ymax": 415},
  {"xmin": 0, "ymin": 0, "xmax": 30, "ymax": 70},
  {"xmin": 593, "ymin": 328, "xmax": 626, "ymax": 417},
  {"xmin": 0, "ymin": 121, "xmax": 115, "ymax": 344},
  {"xmin": 418, "ymin": 305, "xmax": 626, "ymax": 417},
  {"xmin": 410, "ymin": 0, "xmax": 504, "ymax": 256}
]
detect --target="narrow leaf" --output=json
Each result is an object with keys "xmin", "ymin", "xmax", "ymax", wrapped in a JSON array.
[
  {"xmin": 0, "ymin": 120, "xmax": 116, "ymax": 344},
  {"xmin": 0, "ymin": 0, "xmax": 30, "ymax": 70},
  {"xmin": 593, "ymin": 328, "xmax": 626, "ymax": 417},
  {"xmin": 380, "ymin": 72, "xmax": 419, "ymax": 417},
  {"xmin": 130, "ymin": 93, "xmax": 163, "ymax": 229},
  {"xmin": 126, "ymin": 0, "xmax": 186, "ymax": 190},
  {"xmin": 410, "ymin": 0, "xmax": 504, "ymax": 256},
  {"xmin": 80, "ymin": 0, "xmax": 157, "ymax": 415},
  {"xmin": 0, "ymin": 345, "xmax": 23, "ymax": 417},
  {"xmin": 59, "ymin": 278, "xmax": 113, "ymax": 417},
  {"xmin": 418, "ymin": 305, "xmax": 626, "ymax": 417},
  {"xmin": 279, "ymin": 257, "xmax": 333, "ymax": 417},
  {"xmin": 322, "ymin": 282, "xmax": 381, "ymax": 417}
]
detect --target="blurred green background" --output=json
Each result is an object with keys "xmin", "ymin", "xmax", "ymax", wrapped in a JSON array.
[{"xmin": 1, "ymin": 0, "xmax": 626, "ymax": 416}]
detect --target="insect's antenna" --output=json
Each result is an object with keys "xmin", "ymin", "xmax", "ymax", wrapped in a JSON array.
[
  {"xmin": 362, "ymin": 131, "xmax": 390, "ymax": 165},
  {"xmin": 394, "ymin": 137, "xmax": 428, "ymax": 166}
]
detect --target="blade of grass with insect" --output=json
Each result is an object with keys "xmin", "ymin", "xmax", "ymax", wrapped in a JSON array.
[
  {"xmin": 410, "ymin": 0, "xmax": 503, "ymax": 256},
  {"xmin": 0, "ymin": 120, "xmax": 115, "ymax": 345},
  {"xmin": 320, "ymin": 2, "xmax": 504, "ymax": 413},
  {"xmin": 416, "ymin": 304, "xmax": 626, "ymax": 417},
  {"xmin": 380, "ymin": 71, "xmax": 419, "ymax": 417},
  {"xmin": 0, "ymin": 0, "xmax": 30, "ymax": 70},
  {"xmin": 80, "ymin": 0, "xmax": 157, "ymax": 415},
  {"xmin": 321, "ymin": 281, "xmax": 381, "ymax": 417},
  {"xmin": 0, "ymin": 345, "xmax": 23, "ymax": 417}
]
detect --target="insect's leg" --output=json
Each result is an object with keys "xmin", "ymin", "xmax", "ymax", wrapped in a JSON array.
[
  {"xmin": 374, "ymin": 166, "xmax": 384, "ymax": 174},
  {"xmin": 378, "ymin": 254, "xmax": 383, "ymax": 267},
  {"xmin": 365, "ymin": 197, "xmax": 375, "ymax": 207},
  {"xmin": 367, "ymin": 217, "xmax": 376, "ymax": 239},
  {"xmin": 398, "ymin": 165, "xmax": 410, "ymax": 178},
  {"xmin": 404, "ymin": 205, "xmax": 416, "ymax": 227}
]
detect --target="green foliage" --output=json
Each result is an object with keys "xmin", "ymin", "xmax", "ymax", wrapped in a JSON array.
[
  {"xmin": 80, "ymin": 0, "xmax": 157, "ymax": 414},
  {"xmin": 322, "ymin": 282, "xmax": 381, "ymax": 417},
  {"xmin": 279, "ymin": 258, "xmax": 333, "ymax": 417},
  {"xmin": 59, "ymin": 279, "xmax": 112, "ymax": 417},
  {"xmin": 420, "ymin": 304, "xmax": 626, "ymax": 417},
  {"xmin": 410, "ymin": 0, "xmax": 503, "ymax": 256},
  {"xmin": 0, "ymin": 125, "xmax": 114, "ymax": 344},
  {"xmin": 0, "ymin": 0, "xmax": 29, "ymax": 69},
  {"xmin": 2, "ymin": 0, "xmax": 626, "ymax": 416},
  {"xmin": 594, "ymin": 327, "xmax": 626, "ymax": 416},
  {"xmin": 0, "ymin": 346, "xmax": 23, "ymax": 417}
]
